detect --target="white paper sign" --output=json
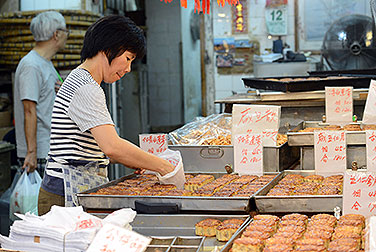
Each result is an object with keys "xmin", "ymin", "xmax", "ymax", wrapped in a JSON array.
[
  {"xmin": 363, "ymin": 80, "xmax": 376, "ymax": 124},
  {"xmin": 232, "ymin": 104, "xmax": 281, "ymax": 147},
  {"xmin": 139, "ymin": 134, "xmax": 168, "ymax": 154},
  {"xmin": 233, "ymin": 133, "xmax": 263, "ymax": 175},
  {"xmin": 314, "ymin": 130, "xmax": 347, "ymax": 175},
  {"xmin": 325, "ymin": 86, "xmax": 353, "ymax": 124},
  {"xmin": 86, "ymin": 223, "xmax": 151, "ymax": 252},
  {"xmin": 343, "ymin": 170, "xmax": 376, "ymax": 218},
  {"xmin": 366, "ymin": 130, "xmax": 376, "ymax": 172},
  {"xmin": 265, "ymin": 6, "xmax": 287, "ymax": 35}
]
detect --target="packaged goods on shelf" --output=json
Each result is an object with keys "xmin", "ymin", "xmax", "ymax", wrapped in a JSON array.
[{"xmin": 168, "ymin": 114, "xmax": 288, "ymax": 146}]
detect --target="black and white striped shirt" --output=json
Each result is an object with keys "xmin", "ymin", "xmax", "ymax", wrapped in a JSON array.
[{"xmin": 41, "ymin": 68, "xmax": 114, "ymax": 196}]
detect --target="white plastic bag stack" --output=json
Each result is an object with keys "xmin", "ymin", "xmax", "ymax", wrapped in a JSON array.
[
  {"xmin": 0, "ymin": 205, "xmax": 137, "ymax": 252},
  {"xmin": 366, "ymin": 216, "xmax": 376, "ymax": 251}
]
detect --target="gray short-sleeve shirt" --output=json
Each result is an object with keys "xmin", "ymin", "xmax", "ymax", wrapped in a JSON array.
[{"xmin": 14, "ymin": 50, "xmax": 57, "ymax": 158}]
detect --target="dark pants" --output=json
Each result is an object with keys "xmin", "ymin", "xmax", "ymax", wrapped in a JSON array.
[{"xmin": 38, "ymin": 187, "xmax": 64, "ymax": 216}]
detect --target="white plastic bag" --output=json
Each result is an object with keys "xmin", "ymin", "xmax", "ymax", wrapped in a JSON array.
[
  {"xmin": 9, "ymin": 170, "xmax": 42, "ymax": 221},
  {"xmin": 102, "ymin": 208, "xmax": 137, "ymax": 230},
  {"xmin": 156, "ymin": 149, "xmax": 186, "ymax": 189}
]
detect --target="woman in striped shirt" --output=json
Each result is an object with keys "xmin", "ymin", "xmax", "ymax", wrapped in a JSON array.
[{"xmin": 38, "ymin": 15, "xmax": 178, "ymax": 215}]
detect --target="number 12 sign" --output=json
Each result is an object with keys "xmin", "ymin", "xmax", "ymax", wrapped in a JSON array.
[{"xmin": 265, "ymin": 6, "xmax": 287, "ymax": 35}]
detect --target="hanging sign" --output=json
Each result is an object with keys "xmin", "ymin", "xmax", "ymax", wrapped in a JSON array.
[
  {"xmin": 366, "ymin": 130, "xmax": 376, "ymax": 172},
  {"xmin": 363, "ymin": 80, "xmax": 376, "ymax": 124},
  {"xmin": 343, "ymin": 170, "xmax": 376, "ymax": 218},
  {"xmin": 139, "ymin": 134, "xmax": 168, "ymax": 154},
  {"xmin": 233, "ymin": 133, "xmax": 263, "ymax": 175},
  {"xmin": 86, "ymin": 224, "xmax": 151, "ymax": 252},
  {"xmin": 232, "ymin": 0, "xmax": 248, "ymax": 34},
  {"xmin": 325, "ymin": 87, "xmax": 353, "ymax": 124},
  {"xmin": 160, "ymin": 0, "xmax": 241, "ymax": 15},
  {"xmin": 265, "ymin": 6, "xmax": 287, "ymax": 35},
  {"xmin": 232, "ymin": 104, "xmax": 281, "ymax": 147},
  {"xmin": 314, "ymin": 130, "xmax": 346, "ymax": 175}
]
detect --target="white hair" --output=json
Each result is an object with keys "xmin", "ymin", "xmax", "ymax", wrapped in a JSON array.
[{"xmin": 30, "ymin": 11, "xmax": 66, "ymax": 42}]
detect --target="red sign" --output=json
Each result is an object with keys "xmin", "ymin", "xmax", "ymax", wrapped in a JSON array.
[
  {"xmin": 344, "ymin": 171, "xmax": 376, "ymax": 217},
  {"xmin": 314, "ymin": 131, "xmax": 347, "ymax": 175},
  {"xmin": 139, "ymin": 134, "xmax": 168, "ymax": 155},
  {"xmin": 160, "ymin": 0, "xmax": 240, "ymax": 15},
  {"xmin": 232, "ymin": 0, "xmax": 248, "ymax": 34}
]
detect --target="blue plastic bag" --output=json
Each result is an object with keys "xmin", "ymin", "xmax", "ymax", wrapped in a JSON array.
[
  {"xmin": 0, "ymin": 168, "xmax": 22, "ymax": 205},
  {"xmin": 9, "ymin": 170, "xmax": 42, "ymax": 221}
]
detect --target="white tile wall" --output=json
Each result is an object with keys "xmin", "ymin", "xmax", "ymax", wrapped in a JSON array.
[{"xmin": 215, "ymin": 73, "xmax": 232, "ymax": 91}]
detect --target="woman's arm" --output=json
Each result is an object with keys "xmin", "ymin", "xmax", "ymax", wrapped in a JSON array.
[{"xmin": 91, "ymin": 124, "xmax": 174, "ymax": 176}]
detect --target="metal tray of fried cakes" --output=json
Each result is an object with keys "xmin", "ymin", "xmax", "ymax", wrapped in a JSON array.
[
  {"xmin": 254, "ymin": 170, "xmax": 342, "ymax": 213},
  {"xmin": 287, "ymin": 121, "xmax": 370, "ymax": 146},
  {"xmin": 77, "ymin": 172, "xmax": 279, "ymax": 213},
  {"xmin": 132, "ymin": 214, "xmax": 251, "ymax": 252},
  {"xmin": 220, "ymin": 213, "xmax": 366, "ymax": 252}
]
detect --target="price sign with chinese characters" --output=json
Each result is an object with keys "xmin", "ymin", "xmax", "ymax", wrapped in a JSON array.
[
  {"xmin": 343, "ymin": 170, "xmax": 376, "ymax": 218},
  {"xmin": 86, "ymin": 223, "xmax": 151, "ymax": 252},
  {"xmin": 232, "ymin": 104, "xmax": 281, "ymax": 147},
  {"xmin": 139, "ymin": 134, "xmax": 168, "ymax": 155},
  {"xmin": 314, "ymin": 131, "xmax": 347, "ymax": 175},
  {"xmin": 363, "ymin": 80, "xmax": 376, "ymax": 124},
  {"xmin": 366, "ymin": 130, "xmax": 376, "ymax": 172},
  {"xmin": 325, "ymin": 86, "xmax": 353, "ymax": 124},
  {"xmin": 233, "ymin": 133, "xmax": 263, "ymax": 175},
  {"xmin": 265, "ymin": 6, "xmax": 287, "ymax": 35}
]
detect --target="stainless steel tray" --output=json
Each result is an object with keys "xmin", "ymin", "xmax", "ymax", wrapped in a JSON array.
[
  {"xmin": 77, "ymin": 172, "xmax": 278, "ymax": 212},
  {"xmin": 138, "ymin": 214, "xmax": 251, "ymax": 252},
  {"xmin": 169, "ymin": 143, "xmax": 299, "ymax": 173},
  {"xmin": 254, "ymin": 170, "xmax": 342, "ymax": 213},
  {"xmin": 219, "ymin": 217, "xmax": 251, "ymax": 252},
  {"xmin": 93, "ymin": 214, "xmax": 251, "ymax": 252},
  {"xmin": 287, "ymin": 121, "xmax": 366, "ymax": 146},
  {"xmin": 145, "ymin": 236, "xmax": 205, "ymax": 252}
]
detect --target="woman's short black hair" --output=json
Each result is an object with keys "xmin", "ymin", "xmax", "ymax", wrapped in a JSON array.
[{"xmin": 81, "ymin": 15, "xmax": 146, "ymax": 64}]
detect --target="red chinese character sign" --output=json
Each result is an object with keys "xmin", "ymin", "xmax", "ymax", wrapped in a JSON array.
[
  {"xmin": 160, "ymin": 0, "xmax": 240, "ymax": 15},
  {"xmin": 232, "ymin": 104, "xmax": 281, "ymax": 147},
  {"xmin": 314, "ymin": 131, "xmax": 346, "ymax": 175},
  {"xmin": 363, "ymin": 80, "xmax": 376, "ymax": 124},
  {"xmin": 139, "ymin": 134, "xmax": 168, "ymax": 155},
  {"xmin": 86, "ymin": 223, "xmax": 151, "ymax": 252},
  {"xmin": 233, "ymin": 133, "xmax": 263, "ymax": 175},
  {"xmin": 232, "ymin": 0, "xmax": 248, "ymax": 34},
  {"xmin": 325, "ymin": 87, "xmax": 353, "ymax": 125},
  {"xmin": 343, "ymin": 171, "xmax": 376, "ymax": 218},
  {"xmin": 366, "ymin": 130, "xmax": 376, "ymax": 172}
]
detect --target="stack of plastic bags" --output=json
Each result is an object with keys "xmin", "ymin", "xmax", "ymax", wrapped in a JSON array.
[
  {"xmin": 366, "ymin": 216, "xmax": 376, "ymax": 251},
  {"xmin": 0, "ymin": 205, "xmax": 136, "ymax": 252}
]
